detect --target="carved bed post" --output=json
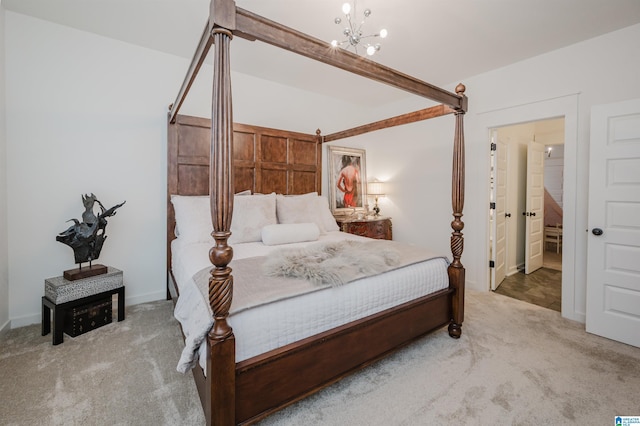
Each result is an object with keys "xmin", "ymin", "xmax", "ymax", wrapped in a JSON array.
[
  {"xmin": 448, "ymin": 83, "xmax": 466, "ymax": 339},
  {"xmin": 207, "ymin": 1, "xmax": 237, "ymax": 425}
]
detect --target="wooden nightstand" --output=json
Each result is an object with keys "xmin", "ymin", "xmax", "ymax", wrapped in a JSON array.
[{"xmin": 336, "ymin": 217, "xmax": 392, "ymax": 240}]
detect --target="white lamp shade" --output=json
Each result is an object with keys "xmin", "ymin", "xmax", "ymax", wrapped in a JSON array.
[{"xmin": 367, "ymin": 181, "xmax": 385, "ymax": 196}]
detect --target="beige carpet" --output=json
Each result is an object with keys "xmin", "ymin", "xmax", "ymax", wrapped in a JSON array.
[
  {"xmin": 0, "ymin": 300, "xmax": 203, "ymax": 425},
  {"xmin": 1, "ymin": 291, "xmax": 639, "ymax": 425}
]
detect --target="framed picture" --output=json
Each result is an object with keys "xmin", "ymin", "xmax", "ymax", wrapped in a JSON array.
[{"xmin": 327, "ymin": 145, "xmax": 368, "ymax": 216}]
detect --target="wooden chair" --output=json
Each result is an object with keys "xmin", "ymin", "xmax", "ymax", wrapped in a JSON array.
[{"xmin": 544, "ymin": 224, "xmax": 563, "ymax": 253}]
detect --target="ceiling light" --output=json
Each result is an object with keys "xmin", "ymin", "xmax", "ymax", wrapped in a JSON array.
[{"xmin": 330, "ymin": 1, "xmax": 387, "ymax": 56}]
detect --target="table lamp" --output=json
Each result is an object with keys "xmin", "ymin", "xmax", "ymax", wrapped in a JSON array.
[{"xmin": 367, "ymin": 180, "xmax": 386, "ymax": 216}]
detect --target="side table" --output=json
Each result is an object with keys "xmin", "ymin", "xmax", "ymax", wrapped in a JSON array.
[{"xmin": 42, "ymin": 267, "xmax": 125, "ymax": 345}]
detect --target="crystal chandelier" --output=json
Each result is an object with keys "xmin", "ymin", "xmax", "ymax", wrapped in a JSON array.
[{"xmin": 331, "ymin": 2, "xmax": 388, "ymax": 56}]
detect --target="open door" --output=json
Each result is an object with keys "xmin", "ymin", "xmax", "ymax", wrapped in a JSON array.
[
  {"xmin": 525, "ymin": 139, "xmax": 545, "ymax": 274},
  {"xmin": 491, "ymin": 133, "xmax": 508, "ymax": 290},
  {"xmin": 586, "ymin": 98, "xmax": 640, "ymax": 347}
]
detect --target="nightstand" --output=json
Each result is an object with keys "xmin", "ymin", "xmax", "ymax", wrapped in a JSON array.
[
  {"xmin": 336, "ymin": 217, "xmax": 392, "ymax": 240},
  {"xmin": 42, "ymin": 267, "xmax": 125, "ymax": 345}
]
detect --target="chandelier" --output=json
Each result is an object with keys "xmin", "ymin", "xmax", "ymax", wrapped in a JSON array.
[{"xmin": 331, "ymin": 2, "xmax": 388, "ymax": 56}]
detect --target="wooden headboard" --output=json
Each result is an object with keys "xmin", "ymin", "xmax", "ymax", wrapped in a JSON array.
[{"xmin": 167, "ymin": 114, "xmax": 322, "ymax": 267}]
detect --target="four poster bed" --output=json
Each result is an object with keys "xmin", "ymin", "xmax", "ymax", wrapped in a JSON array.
[{"xmin": 166, "ymin": 1, "xmax": 467, "ymax": 425}]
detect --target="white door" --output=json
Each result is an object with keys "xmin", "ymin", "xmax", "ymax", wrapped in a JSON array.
[
  {"xmin": 525, "ymin": 139, "xmax": 545, "ymax": 274},
  {"xmin": 491, "ymin": 135, "xmax": 508, "ymax": 290},
  {"xmin": 586, "ymin": 98, "xmax": 640, "ymax": 348}
]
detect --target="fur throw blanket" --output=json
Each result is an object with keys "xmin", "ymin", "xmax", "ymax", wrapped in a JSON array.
[{"xmin": 263, "ymin": 240, "xmax": 401, "ymax": 286}]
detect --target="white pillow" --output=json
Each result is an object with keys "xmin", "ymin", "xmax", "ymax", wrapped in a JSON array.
[
  {"xmin": 316, "ymin": 195, "xmax": 339, "ymax": 232},
  {"xmin": 276, "ymin": 192, "xmax": 325, "ymax": 232},
  {"xmin": 261, "ymin": 223, "xmax": 320, "ymax": 246},
  {"xmin": 229, "ymin": 193, "xmax": 277, "ymax": 244},
  {"xmin": 171, "ymin": 193, "xmax": 277, "ymax": 244},
  {"xmin": 171, "ymin": 195, "xmax": 211, "ymax": 243},
  {"xmin": 275, "ymin": 192, "xmax": 340, "ymax": 234}
]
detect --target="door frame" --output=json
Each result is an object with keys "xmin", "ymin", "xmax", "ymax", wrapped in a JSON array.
[{"xmin": 479, "ymin": 94, "xmax": 581, "ymax": 322}]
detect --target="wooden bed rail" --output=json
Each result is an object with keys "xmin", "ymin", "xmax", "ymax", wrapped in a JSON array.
[
  {"xmin": 168, "ymin": 23, "xmax": 214, "ymax": 124},
  {"xmin": 323, "ymin": 104, "xmax": 455, "ymax": 143},
  {"xmin": 232, "ymin": 7, "xmax": 465, "ymax": 111}
]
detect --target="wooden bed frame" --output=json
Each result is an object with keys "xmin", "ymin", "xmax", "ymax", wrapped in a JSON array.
[{"xmin": 166, "ymin": 1, "xmax": 467, "ymax": 425}]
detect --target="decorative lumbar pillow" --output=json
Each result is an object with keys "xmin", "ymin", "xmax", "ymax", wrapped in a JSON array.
[
  {"xmin": 261, "ymin": 223, "xmax": 320, "ymax": 246},
  {"xmin": 229, "ymin": 192, "xmax": 277, "ymax": 244}
]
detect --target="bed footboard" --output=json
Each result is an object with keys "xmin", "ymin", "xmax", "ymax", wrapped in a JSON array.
[{"xmin": 231, "ymin": 288, "xmax": 453, "ymax": 424}]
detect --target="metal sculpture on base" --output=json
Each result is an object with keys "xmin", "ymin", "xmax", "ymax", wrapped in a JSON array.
[{"xmin": 56, "ymin": 193, "xmax": 125, "ymax": 281}]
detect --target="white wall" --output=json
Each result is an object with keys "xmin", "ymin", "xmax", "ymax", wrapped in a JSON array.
[
  {"xmin": 0, "ymin": 3, "xmax": 10, "ymax": 335},
  {"xmin": 5, "ymin": 12, "xmax": 178, "ymax": 326},
  {"xmin": 4, "ymin": 12, "xmax": 369, "ymax": 327}
]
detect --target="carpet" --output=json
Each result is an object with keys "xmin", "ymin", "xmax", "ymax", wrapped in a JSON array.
[
  {"xmin": 0, "ymin": 300, "xmax": 203, "ymax": 425},
  {"xmin": 1, "ymin": 291, "xmax": 638, "ymax": 425}
]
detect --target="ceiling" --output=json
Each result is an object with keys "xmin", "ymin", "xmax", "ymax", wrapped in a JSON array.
[{"xmin": 3, "ymin": 0, "xmax": 640, "ymax": 107}]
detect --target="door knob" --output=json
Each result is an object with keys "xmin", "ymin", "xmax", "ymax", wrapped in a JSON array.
[
  {"xmin": 592, "ymin": 228, "xmax": 603, "ymax": 236},
  {"xmin": 530, "ymin": 212, "xmax": 536, "ymax": 217},
  {"xmin": 505, "ymin": 213, "xmax": 511, "ymax": 218}
]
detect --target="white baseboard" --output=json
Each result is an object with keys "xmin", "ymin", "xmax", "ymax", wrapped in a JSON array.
[
  {"xmin": 507, "ymin": 263, "xmax": 525, "ymax": 276},
  {"xmin": 562, "ymin": 311, "xmax": 586, "ymax": 323},
  {"xmin": 466, "ymin": 278, "xmax": 482, "ymax": 292},
  {"xmin": 0, "ymin": 318, "xmax": 10, "ymax": 337},
  {"xmin": 10, "ymin": 313, "xmax": 40, "ymax": 328},
  {"xmin": 125, "ymin": 290, "xmax": 167, "ymax": 306}
]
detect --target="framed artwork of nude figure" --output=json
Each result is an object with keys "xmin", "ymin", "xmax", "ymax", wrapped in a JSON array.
[{"xmin": 328, "ymin": 145, "xmax": 368, "ymax": 216}]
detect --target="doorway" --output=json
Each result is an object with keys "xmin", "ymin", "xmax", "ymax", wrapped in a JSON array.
[{"xmin": 489, "ymin": 118, "xmax": 564, "ymax": 310}]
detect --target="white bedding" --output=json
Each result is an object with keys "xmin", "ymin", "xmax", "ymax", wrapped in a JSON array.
[{"xmin": 172, "ymin": 231, "xmax": 450, "ymax": 372}]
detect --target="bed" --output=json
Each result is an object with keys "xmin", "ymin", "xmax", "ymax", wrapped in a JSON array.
[{"xmin": 166, "ymin": 2, "xmax": 467, "ymax": 425}]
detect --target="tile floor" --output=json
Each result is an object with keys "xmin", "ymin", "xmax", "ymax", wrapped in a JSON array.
[{"xmin": 494, "ymin": 250, "xmax": 562, "ymax": 312}]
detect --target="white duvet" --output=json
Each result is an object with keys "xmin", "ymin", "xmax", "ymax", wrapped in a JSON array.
[{"xmin": 172, "ymin": 231, "xmax": 450, "ymax": 373}]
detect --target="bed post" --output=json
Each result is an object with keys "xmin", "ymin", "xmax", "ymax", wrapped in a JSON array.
[
  {"xmin": 448, "ymin": 83, "xmax": 467, "ymax": 339},
  {"xmin": 207, "ymin": 1, "xmax": 237, "ymax": 425}
]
